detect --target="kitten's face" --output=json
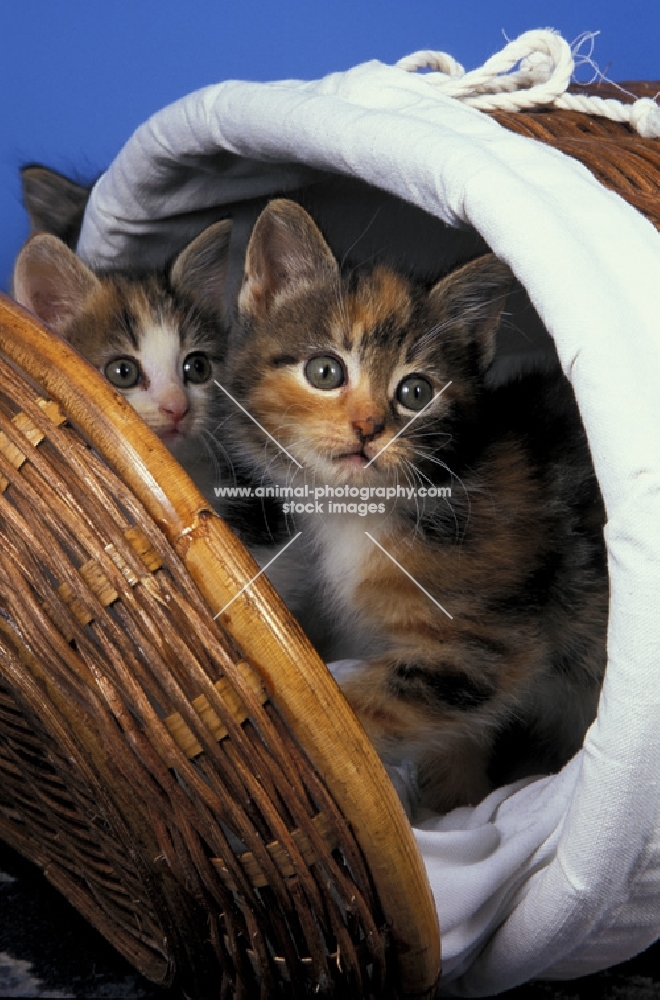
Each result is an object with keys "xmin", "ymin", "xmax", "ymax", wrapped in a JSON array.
[
  {"xmin": 228, "ymin": 200, "xmax": 511, "ymax": 487},
  {"xmin": 13, "ymin": 221, "xmax": 232, "ymax": 453},
  {"xmin": 232, "ymin": 268, "xmax": 452, "ymax": 484},
  {"xmin": 63, "ymin": 276, "xmax": 218, "ymax": 451}
]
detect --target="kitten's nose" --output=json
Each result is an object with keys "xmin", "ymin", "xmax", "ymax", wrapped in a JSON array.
[
  {"xmin": 160, "ymin": 397, "xmax": 189, "ymax": 424},
  {"xmin": 351, "ymin": 416, "xmax": 385, "ymax": 441}
]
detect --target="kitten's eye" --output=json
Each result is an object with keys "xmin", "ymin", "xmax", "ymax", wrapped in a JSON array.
[
  {"xmin": 396, "ymin": 375, "xmax": 433, "ymax": 411},
  {"xmin": 105, "ymin": 357, "xmax": 141, "ymax": 389},
  {"xmin": 183, "ymin": 352, "xmax": 212, "ymax": 384},
  {"xmin": 305, "ymin": 354, "xmax": 345, "ymax": 390}
]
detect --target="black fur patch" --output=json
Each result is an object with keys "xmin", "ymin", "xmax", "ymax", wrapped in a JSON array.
[{"xmin": 390, "ymin": 663, "xmax": 495, "ymax": 710}]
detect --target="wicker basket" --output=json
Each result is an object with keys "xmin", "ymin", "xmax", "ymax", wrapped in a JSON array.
[
  {"xmin": 0, "ymin": 297, "xmax": 439, "ymax": 998},
  {"xmin": 492, "ymin": 81, "xmax": 660, "ymax": 228},
  {"xmin": 0, "ymin": 79, "xmax": 658, "ymax": 999}
]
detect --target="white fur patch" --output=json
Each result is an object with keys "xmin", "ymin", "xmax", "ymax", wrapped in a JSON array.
[
  {"xmin": 121, "ymin": 321, "xmax": 209, "ymax": 440},
  {"xmin": 312, "ymin": 513, "xmax": 383, "ymax": 613}
]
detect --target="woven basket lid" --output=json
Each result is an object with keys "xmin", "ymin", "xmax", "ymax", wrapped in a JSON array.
[{"xmin": 0, "ymin": 294, "xmax": 440, "ymax": 998}]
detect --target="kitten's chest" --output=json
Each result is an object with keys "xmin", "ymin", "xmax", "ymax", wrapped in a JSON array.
[{"xmin": 311, "ymin": 514, "xmax": 385, "ymax": 613}]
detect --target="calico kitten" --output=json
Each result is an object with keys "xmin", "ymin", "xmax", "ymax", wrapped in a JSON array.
[
  {"xmin": 12, "ymin": 224, "xmax": 287, "ymax": 550},
  {"xmin": 223, "ymin": 199, "xmax": 608, "ymax": 813},
  {"xmin": 12, "ymin": 223, "xmax": 233, "ymax": 502}
]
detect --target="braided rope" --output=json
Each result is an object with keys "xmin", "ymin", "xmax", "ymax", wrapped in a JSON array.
[{"xmin": 396, "ymin": 29, "xmax": 660, "ymax": 138}]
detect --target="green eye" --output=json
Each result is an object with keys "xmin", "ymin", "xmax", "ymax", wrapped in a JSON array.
[
  {"xmin": 183, "ymin": 352, "xmax": 212, "ymax": 384},
  {"xmin": 305, "ymin": 355, "xmax": 345, "ymax": 390},
  {"xmin": 105, "ymin": 357, "xmax": 141, "ymax": 388},
  {"xmin": 396, "ymin": 375, "xmax": 433, "ymax": 411}
]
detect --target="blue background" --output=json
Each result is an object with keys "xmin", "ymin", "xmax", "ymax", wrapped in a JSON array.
[{"xmin": 1, "ymin": 0, "xmax": 658, "ymax": 290}]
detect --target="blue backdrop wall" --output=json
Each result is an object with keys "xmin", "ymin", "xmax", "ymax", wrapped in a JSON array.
[{"xmin": 1, "ymin": 0, "xmax": 658, "ymax": 291}]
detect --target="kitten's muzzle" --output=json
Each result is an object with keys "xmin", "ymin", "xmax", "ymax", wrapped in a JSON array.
[{"xmin": 334, "ymin": 448, "xmax": 369, "ymax": 469}]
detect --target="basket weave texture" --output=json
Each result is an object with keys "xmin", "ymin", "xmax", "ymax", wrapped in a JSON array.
[
  {"xmin": 0, "ymin": 298, "xmax": 439, "ymax": 999},
  {"xmin": 493, "ymin": 81, "xmax": 660, "ymax": 228}
]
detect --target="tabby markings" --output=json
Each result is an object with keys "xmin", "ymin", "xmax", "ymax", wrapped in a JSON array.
[
  {"xmin": 364, "ymin": 532, "xmax": 453, "ymax": 620},
  {"xmin": 363, "ymin": 380, "xmax": 453, "ymax": 468},
  {"xmin": 214, "ymin": 379, "xmax": 302, "ymax": 469}
]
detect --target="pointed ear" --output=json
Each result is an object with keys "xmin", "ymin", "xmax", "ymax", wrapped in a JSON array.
[
  {"xmin": 428, "ymin": 254, "xmax": 512, "ymax": 371},
  {"xmin": 20, "ymin": 164, "xmax": 91, "ymax": 247},
  {"xmin": 169, "ymin": 219, "xmax": 232, "ymax": 315},
  {"xmin": 12, "ymin": 234, "xmax": 100, "ymax": 334},
  {"xmin": 238, "ymin": 199, "xmax": 338, "ymax": 319}
]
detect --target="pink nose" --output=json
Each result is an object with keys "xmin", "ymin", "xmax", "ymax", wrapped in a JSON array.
[
  {"xmin": 351, "ymin": 415, "xmax": 385, "ymax": 440},
  {"xmin": 159, "ymin": 399, "xmax": 189, "ymax": 424}
]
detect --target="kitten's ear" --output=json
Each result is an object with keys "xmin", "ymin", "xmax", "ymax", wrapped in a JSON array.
[
  {"xmin": 428, "ymin": 254, "xmax": 513, "ymax": 371},
  {"xmin": 20, "ymin": 165, "xmax": 91, "ymax": 247},
  {"xmin": 239, "ymin": 199, "xmax": 338, "ymax": 318},
  {"xmin": 12, "ymin": 234, "xmax": 100, "ymax": 334},
  {"xmin": 170, "ymin": 219, "xmax": 232, "ymax": 314}
]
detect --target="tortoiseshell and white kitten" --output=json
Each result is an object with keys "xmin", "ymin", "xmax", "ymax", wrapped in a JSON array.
[
  {"xmin": 12, "ymin": 223, "xmax": 236, "ymax": 507},
  {"xmin": 223, "ymin": 199, "xmax": 608, "ymax": 813}
]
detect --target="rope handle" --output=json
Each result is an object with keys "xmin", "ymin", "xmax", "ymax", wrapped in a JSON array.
[{"xmin": 396, "ymin": 29, "xmax": 660, "ymax": 139}]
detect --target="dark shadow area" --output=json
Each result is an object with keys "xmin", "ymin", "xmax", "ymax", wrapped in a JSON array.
[{"xmin": 2, "ymin": 838, "xmax": 659, "ymax": 998}]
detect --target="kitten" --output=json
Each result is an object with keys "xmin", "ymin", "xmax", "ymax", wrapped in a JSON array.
[
  {"xmin": 12, "ymin": 224, "xmax": 287, "ymax": 551},
  {"xmin": 20, "ymin": 163, "xmax": 92, "ymax": 248},
  {"xmin": 12, "ymin": 223, "xmax": 234, "ymax": 504},
  {"xmin": 222, "ymin": 199, "xmax": 608, "ymax": 813}
]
